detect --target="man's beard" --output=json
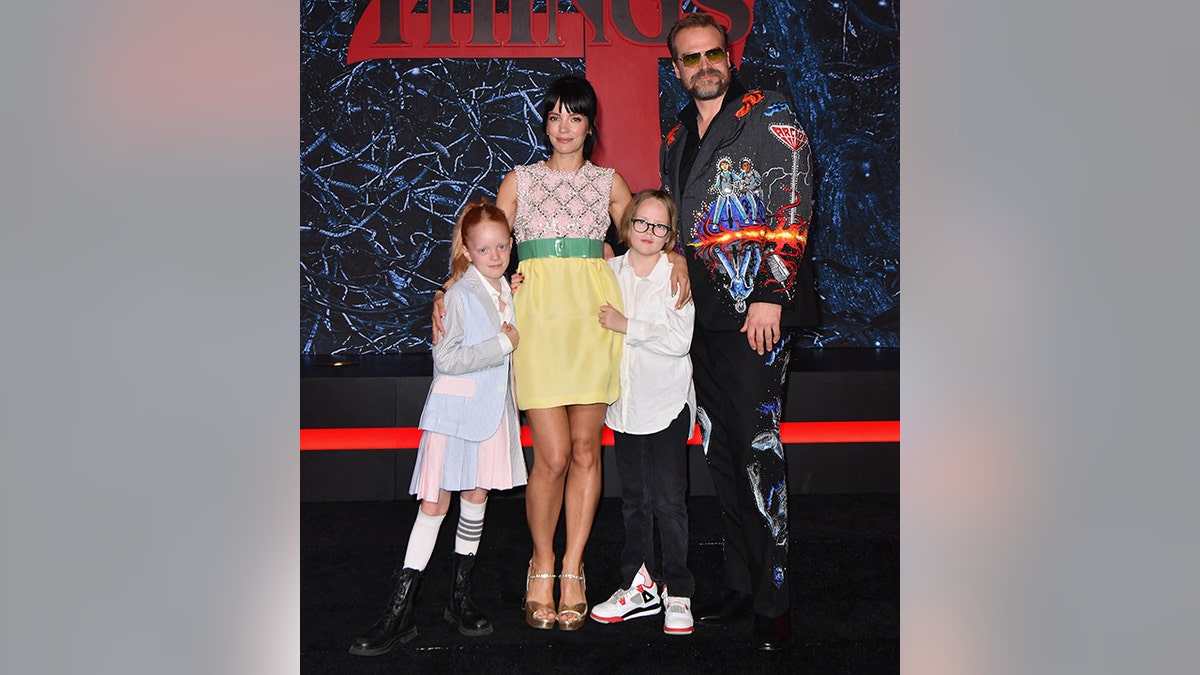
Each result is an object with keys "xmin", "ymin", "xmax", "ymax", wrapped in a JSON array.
[{"xmin": 686, "ymin": 68, "xmax": 731, "ymax": 101}]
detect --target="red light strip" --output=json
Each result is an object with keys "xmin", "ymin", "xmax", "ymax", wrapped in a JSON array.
[{"xmin": 300, "ymin": 421, "xmax": 898, "ymax": 451}]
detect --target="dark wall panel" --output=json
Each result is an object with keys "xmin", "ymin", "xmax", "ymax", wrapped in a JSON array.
[
  {"xmin": 301, "ymin": 450, "xmax": 397, "ymax": 502},
  {"xmin": 786, "ymin": 371, "xmax": 900, "ymax": 422},
  {"xmin": 301, "ymin": 378, "xmax": 396, "ymax": 428},
  {"xmin": 395, "ymin": 376, "xmax": 432, "ymax": 427}
]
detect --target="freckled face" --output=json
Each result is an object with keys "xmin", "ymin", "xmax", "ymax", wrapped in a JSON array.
[{"xmin": 462, "ymin": 219, "xmax": 512, "ymax": 284}]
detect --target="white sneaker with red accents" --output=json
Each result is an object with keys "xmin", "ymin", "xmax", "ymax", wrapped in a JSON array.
[
  {"xmin": 662, "ymin": 595, "xmax": 694, "ymax": 635},
  {"xmin": 589, "ymin": 563, "xmax": 662, "ymax": 623}
]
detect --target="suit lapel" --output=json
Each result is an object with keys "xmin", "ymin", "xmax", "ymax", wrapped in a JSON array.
[
  {"xmin": 459, "ymin": 270, "xmax": 502, "ymax": 331},
  {"xmin": 684, "ymin": 112, "xmax": 740, "ymax": 197},
  {"xmin": 678, "ymin": 81, "xmax": 748, "ymax": 198},
  {"xmin": 667, "ymin": 132, "xmax": 684, "ymax": 195}
]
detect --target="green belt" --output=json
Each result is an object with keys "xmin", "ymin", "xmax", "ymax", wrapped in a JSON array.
[{"xmin": 517, "ymin": 237, "xmax": 604, "ymax": 260}]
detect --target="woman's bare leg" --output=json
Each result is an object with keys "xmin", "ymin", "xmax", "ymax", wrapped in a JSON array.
[
  {"xmin": 559, "ymin": 402, "xmax": 607, "ymax": 609},
  {"xmin": 524, "ymin": 406, "xmax": 572, "ymax": 617}
]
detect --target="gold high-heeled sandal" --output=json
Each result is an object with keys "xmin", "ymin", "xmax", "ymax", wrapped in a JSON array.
[
  {"xmin": 523, "ymin": 560, "xmax": 557, "ymax": 630},
  {"xmin": 556, "ymin": 564, "xmax": 587, "ymax": 631}
]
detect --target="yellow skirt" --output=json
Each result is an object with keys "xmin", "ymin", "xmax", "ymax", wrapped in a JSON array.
[{"xmin": 513, "ymin": 256, "xmax": 623, "ymax": 410}]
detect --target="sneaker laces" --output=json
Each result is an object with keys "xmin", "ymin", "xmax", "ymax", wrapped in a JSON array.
[
  {"xmin": 603, "ymin": 587, "xmax": 632, "ymax": 602},
  {"xmin": 608, "ymin": 580, "xmax": 654, "ymax": 605}
]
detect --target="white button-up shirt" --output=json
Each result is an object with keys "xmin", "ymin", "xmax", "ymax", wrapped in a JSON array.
[{"xmin": 604, "ymin": 252, "xmax": 696, "ymax": 435}]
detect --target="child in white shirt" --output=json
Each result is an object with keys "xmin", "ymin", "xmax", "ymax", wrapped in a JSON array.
[{"xmin": 590, "ymin": 189, "xmax": 697, "ymax": 635}]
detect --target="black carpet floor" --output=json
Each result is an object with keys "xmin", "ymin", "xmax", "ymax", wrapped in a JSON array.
[{"xmin": 302, "ymin": 493, "xmax": 898, "ymax": 673}]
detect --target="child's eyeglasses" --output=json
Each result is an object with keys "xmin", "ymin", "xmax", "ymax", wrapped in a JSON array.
[
  {"xmin": 631, "ymin": 218, "xmax": 671, "ymax": 237},
  {"xmin": 677, "ymin": 47, "xmax": 726, "ymax": 68}
]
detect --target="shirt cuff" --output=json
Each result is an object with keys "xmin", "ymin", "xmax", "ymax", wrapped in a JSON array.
[
  {"xmin": 626, "ymin": 318, "xmax": 649, "ymax": 344},
  {"xmin": 498, "ymin": 333, "xmax": 514, "ymax": 355}
]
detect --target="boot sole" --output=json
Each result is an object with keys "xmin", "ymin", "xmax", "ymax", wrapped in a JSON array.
[
  {"xmin": 589, "ymin": 604, "xmax": 662, "ymax": 624},
  {"xmin": 347, "ymin": 627, "xmax": 418, "ymax": 656},
  {"xmin": 444, "ymin": 608, "xmax": 494, "ymax": 637}
]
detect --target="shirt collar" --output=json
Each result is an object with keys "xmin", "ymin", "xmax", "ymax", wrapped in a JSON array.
[
  {"xmin": 615, "ymin": 252, "xmax": 670, "ymax": 278},
  {"xmin": 467, "ymin": 265, "xmax": 511, "ymax": 303}
]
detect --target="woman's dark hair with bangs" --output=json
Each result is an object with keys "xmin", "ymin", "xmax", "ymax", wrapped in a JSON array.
[{"xmin": 541, "ymin": 75, "xmax": 598, "ymax": 159}]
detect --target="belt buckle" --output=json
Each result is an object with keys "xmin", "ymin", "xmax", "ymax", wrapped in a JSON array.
[{"xmin": 554, "ymin": 237, "xmax": 565, "ymax": 257}]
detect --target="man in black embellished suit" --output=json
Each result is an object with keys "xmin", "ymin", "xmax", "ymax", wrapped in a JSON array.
[{"xmin": 660, "ymin": 12, "xmax": 818, "ymax": 651}]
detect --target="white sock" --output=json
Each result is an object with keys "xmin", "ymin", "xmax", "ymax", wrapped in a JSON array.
[
  {"xmin": 402, "ymin": 510, "xmax": 445, "ymax": 571},
  {"xmin": 454, "ymin": 497, "xmax": 487, "ymax": 556}
]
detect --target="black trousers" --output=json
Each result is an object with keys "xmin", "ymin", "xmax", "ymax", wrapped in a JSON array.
[
  {"xmin": 613, "ymin": 404, "xmax": 695, "ymax": 598},
  {"xmin": 691, "ymin": 327, "xmax": 793, "ymax": 618}
]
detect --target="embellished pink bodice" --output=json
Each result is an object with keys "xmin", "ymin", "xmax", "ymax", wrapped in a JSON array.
[{"xmin": 512, "ymin": 161, "xmax": 615, "ymax": 243}]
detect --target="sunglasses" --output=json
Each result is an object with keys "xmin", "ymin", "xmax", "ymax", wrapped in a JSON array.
[
  {"xmin": 631, "ymin": 218, "xmax": 671, "ymax": 237},
  {"xmin": 677, "ymin": 47, "xmax": 726, "ymax": 68}
]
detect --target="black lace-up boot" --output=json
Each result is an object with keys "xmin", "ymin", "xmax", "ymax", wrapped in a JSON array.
[
  {"xmin": 349, "ymin": 568, "xmax": 422, "ymax": 656},
  {"xmin": 444, "ymin": 553, "xmax": 493, "ymax": 636}
]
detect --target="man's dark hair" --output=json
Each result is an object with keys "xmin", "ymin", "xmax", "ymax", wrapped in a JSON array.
[{"xmin": 666, "ymin": 12, "xmax": 729, "ymax": 61}]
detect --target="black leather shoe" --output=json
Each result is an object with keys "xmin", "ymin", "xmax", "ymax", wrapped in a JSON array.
[
  {"xmin": 445, "ymin": 553, "xmax": 493, "ymax": 636},
  {"xmin": 349, "ymin": 568, "xmax": 422, "ymax": 656},
  {"xmin": 695, "ymin": 590, "xmax": 753, "ymax": 626},
  {"xmin": 753, "ymin": 613, "xmax": 792, "ymax": 651}
]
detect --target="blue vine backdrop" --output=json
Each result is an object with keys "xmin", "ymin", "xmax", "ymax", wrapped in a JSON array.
[{"xmin": 301, "ymin": 0, "xmax": 898, "ymax": 354}]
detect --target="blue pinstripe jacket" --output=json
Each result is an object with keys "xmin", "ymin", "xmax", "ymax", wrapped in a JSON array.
[{"xmin": 418, "ymin": 269, "xmax": 520, "ymax": 450}]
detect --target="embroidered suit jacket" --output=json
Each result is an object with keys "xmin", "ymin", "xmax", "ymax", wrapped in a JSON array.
[{"xmin": 661, "ymin": 79, "xmax": 820, "ymax": 331}]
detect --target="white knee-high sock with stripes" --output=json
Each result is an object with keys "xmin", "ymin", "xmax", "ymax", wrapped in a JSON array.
[
  {"xmin": 402, "ymin": 510, "xmax": 445, "ymax": 571},
  {"xmin": 455, "ymin": 497, "xmax": 487, "ymax": 556}
]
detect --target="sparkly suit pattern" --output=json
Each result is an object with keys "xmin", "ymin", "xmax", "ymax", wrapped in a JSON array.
[{"xmin": 661, "ymin": 81, "xmax": 816, "ymax": 330}]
